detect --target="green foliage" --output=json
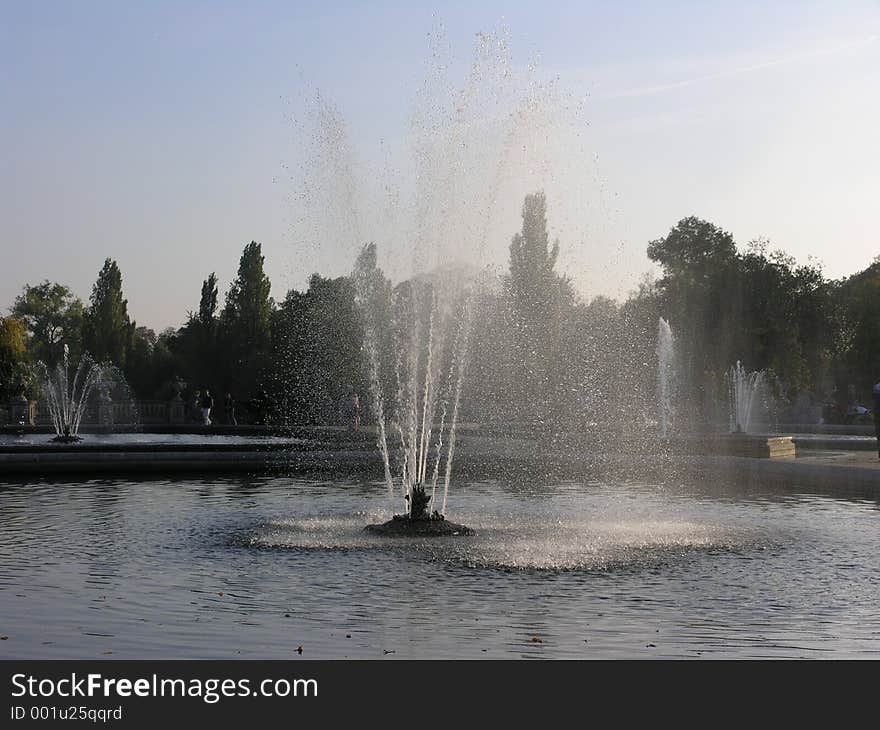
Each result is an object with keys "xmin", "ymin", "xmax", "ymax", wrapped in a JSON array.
[
  {"xmin": 648, "ymin": 216, "xmax": 836, "ymax": 413},
  {"xmin": 270, "ymin": 274, "xmax": 366, "ymax": 425},
  {"xmin": 125, "ymin": 326, "xmax": 161, "ymax": 398},
  {"xmin": 215, "ymin": 243, "xmax": 273, "ymax": 402},
  {"xmin": 198, "ymin": 272, "xmax": 219, "ymax": 328},
  {"xmin": 0, "ymin": 317, "xmax": 28, "ymax": 400},
  {"xmin": 170, "ymin": 272, "xmax": 222, "ymax": 398},
  {"xmin": 6, "ymin": 208, "xmax": 874, "ymax": 427},
  {"xmin": 647, "ymin": 216, "xmax": 736, "ymax": 274},
  {"xmin": 504, "ymin": 191, "xmax": 574, "ymax": 419},
  {"xmin": 83, "ymin": 259, "xmax": 134, "ymax": 367},
  {"xmin": 835, "ymin": 259, "xmax": 880, "ymax": 398},
  {"xmin": 648, "ymin": 217, "xmax": 740, "ymax": 388},
  {"xmin": 222, "ymin": 242, "xmax": 272, "ymax": 350},
  {"xmin": 352, "ymin": 242, "xmax": 395, "ymax": 411},
  {"xmin": 12, "ymin": 281, "xmax": 84, "ymax": 366}
]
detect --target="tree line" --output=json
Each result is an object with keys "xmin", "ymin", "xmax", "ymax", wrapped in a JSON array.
[{"xmin": 2, "ymin": 196, "xmax": 878, "ymax": 426}]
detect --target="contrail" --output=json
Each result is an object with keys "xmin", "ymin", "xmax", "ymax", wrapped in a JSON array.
[{"xmin": 599, "ymin": 34, "xmax": 879, "ymax": 100}]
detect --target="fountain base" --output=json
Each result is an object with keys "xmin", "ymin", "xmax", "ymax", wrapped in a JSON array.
[
  {"xmin": 364, "ymin": 513, "xmax": 474, "ymax": 537},
  {"xmin": 51, "ymin": 434, "xmax": 83, "ymax": 444}
]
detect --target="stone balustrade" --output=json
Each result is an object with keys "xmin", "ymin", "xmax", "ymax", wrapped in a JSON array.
[{"xmin": 2, "ymin": 396, "xmax": 187, "ymax": 426}]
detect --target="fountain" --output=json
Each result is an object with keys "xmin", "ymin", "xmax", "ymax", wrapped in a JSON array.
[
  {"xmin": 720, "ymin": 361, "xmax": 794, "ymax": 458},
  {"xmin": 284, "ymin": 28, "xmax": 596, "ymax": 536},
  {"xmin": 357, "ymin": 253, "xmax": 476, "ymax": 536},
  {"xmin": 7, "ymin": 17, "xmax": 880, "ymax": 665},
  {"xmin": 36, "ymin": 345, "xmax": 109, "ymax": 442},
  {"xmin": 657, "ymin": 317, "xmax": 677, "ymax": 438},
  {"xmin": 728, "ymin": 360, "xmax": 766, "ymax": 434}
]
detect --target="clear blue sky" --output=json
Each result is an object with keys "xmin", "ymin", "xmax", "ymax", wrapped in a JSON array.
[{"xmin": 3, "ymin": 1, "xmax": 878, "ymax": 330}]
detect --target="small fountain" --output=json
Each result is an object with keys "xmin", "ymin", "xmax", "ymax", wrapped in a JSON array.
[
  {"xmin": 657, "ymin": 317, "xmax": 677, "ymax": 438},
  {"xmin": 728, "ymin": 361, "xmax": 766, "ymax": 434},
  {"xmin": 37, "ymin": 345, "xmax": 107, "ymax": 443},
  {"xmin": 721, "ymin": 361, "xmax": 794, "ymax": 458}
]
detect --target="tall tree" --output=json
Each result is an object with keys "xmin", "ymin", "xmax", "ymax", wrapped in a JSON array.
[
  {"xmin": 219, "ymin": 242, "xmax": 273, "ymax": 403},
  {"xmin": 173, "ymin": 272, "xmax": 221, "ymax": 397},
  {"xmin": 82, "ymin": 259, "xmax": 134, "ymax": 366},
  {"xmin": 12, "ymin": 281, "xmax": 84, "ymax": 366},
  {"xmin": 647, "ymin": 216, "xmax": 740, "ymax": 395},
  {"xmin": 836, "ymin": 257, "xmax": 880, "ymax": 397},
  {"xmin": 505, "ymin": 191, "xmax": 573, "ymax": 419},
  {"xmin": 198, "ymin": 272, "xmax": 219, "ymax": 328},
  {"xmin": 222, "ymin": 242, "xmax": 272, "ymax": 349}
]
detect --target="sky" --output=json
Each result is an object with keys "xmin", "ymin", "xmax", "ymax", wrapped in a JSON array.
[{"xmin": 2, "ymin": 1, "xmax": 879, "ymax": 331}]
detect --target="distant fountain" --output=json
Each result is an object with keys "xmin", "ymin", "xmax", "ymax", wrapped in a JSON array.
[
  {"xmin": 36, "ymin": 345, "xmax": 137, "ymax": 443},
  {"xmin": 37, "ymin": 345, "xmax": 109, "ymax": 442},
  {"xmin": 657, "ymin": 318, "xmax": 677, "ymax": 438},
  {"xmin": 728, "ymin": 361, "xmax": 766, "ymax": 434}
]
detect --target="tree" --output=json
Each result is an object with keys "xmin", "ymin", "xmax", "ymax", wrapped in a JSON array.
[
  {"xmin": 646, "ymin": 217, "xmax": 836, "ymax": 422},
  {"xmin": 82, "ymin": 258, "xmax": 134, "ymax": 366},
  {"xmin": 505, "ymin": 191, "xmax": 574, "ymax": 420},
  {"xmin": 198, "ymin": 272, "xmax": 219, "ymax": 328},
  {"xmin": 222, "ymin": 242, "xmax": 272, "ymax": 350},
  {"xmin": 169, "ymin": 273, "xmax": 222, "ymax": 400},
  {"xmin": 125, "ymin": 326, "xmax": 158, "ymax": 398},
  {"xmin": 352, "ymin": 242, "xmax": 394, "ymax": 417},
  {"xmin": 734, "ymin": 244, "xmax": 831, "ymax": 395},
  {"xmin": 835, "ymin": 258, "xmax": 880, "ymax": 398},
  {"xmin": 647, "ymin": 217, "xmax": 740, "ymax": 399},
  {"xmin": 647, "ymin": 216, "xmax": 737, "ymax": 275},
  {"xmin": 12, "ymin": 281, "xmax": 84, "ymax": 366},
  {"xmin": 270, "ymin": 274, "xmax": 366, "ymax": 425},
  {"xmin": 218, "ymin": 242, "xmax": 274, "ymax": 402},
  {"xmin": 0, "ymin": 317, "xmax": 28, "ymax": 400}
]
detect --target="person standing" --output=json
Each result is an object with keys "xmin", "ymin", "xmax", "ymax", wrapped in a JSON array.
[
  {"xmin": 873, "ymin": 382, "xmax": 880, "ymax": 459},
  {"xmin": 346, "ymin": 390, "xmax": 360, "ymax": 432},
  {"xmin": 201, "ymin": 389, "xmax": 214, "ymax": 426}
]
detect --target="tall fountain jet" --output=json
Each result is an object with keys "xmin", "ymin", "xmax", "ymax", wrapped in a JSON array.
[
  {"xmin": 657, "ymin": 318, "xmax": 677, "ymax": 438},
  {"xmin": 356, "ymin": 247, "xmax": 475, "ymax": 536},
  {"xmin": 287, "ymin": 27, "xmax": 594, "ymax": 534}
]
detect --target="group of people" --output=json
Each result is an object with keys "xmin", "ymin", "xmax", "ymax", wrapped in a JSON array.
[
  {"xmin": 179, "ymin": 383, "xmax": 880, "ymax": 454},
  {"xmin": 190, "ymin": 390, "xmax": 237, "ymax": 426},
  {"xmin": 185, "ymin": 388, "xmax": 362, "ymax": 429}
]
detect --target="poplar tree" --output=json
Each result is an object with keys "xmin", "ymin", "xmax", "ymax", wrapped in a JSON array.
[{"xmin": 83, "ymin": 258, "xmax": 133, "ymax": 366}]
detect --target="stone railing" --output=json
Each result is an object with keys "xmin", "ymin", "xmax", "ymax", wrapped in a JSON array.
[{"xmin": 3, "ymin": 396, "xmax": 186, "ymax": 426}]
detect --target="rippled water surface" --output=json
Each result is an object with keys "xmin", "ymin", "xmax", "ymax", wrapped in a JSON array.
[{"xmin": 1, "ymin": 475, "xmax": 878, "ymax": 658}]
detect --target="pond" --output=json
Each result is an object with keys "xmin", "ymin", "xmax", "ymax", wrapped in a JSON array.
[{"xmin": 1, "ymin": 475, "xmax": 878, "ymax": 658}]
